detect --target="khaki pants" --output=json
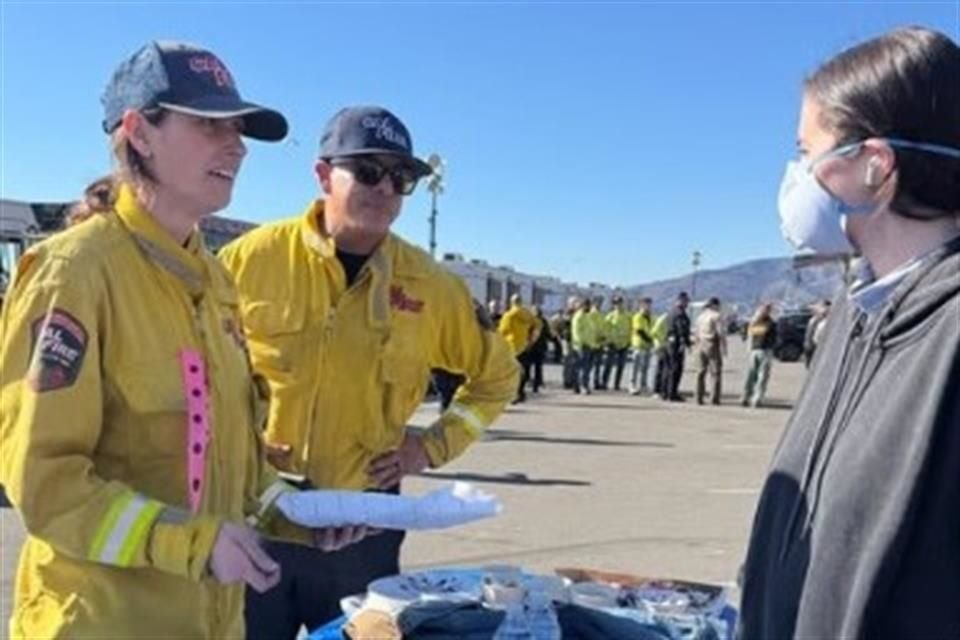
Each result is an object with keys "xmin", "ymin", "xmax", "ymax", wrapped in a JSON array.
[{"xmin": 696, "ymin": 344, "xmax": 723, "ymax": 405}]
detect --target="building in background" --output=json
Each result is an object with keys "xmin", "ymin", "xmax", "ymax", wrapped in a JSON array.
[
  {"xmin": 1, "ymin": 198, "xmax": 258, "ymax": 301},
  {"xmin": 439, "ymin": 253, "xmax": 616, "ymax": 313}
]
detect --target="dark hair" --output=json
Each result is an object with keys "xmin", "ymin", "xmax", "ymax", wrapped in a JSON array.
[
  {"xmin": 66, "ymin": 177, "xmax": 114, "ymax": 227},
  {"xmin": 805, "ymin": 26, "xmax": 960, "ymax": 216},
  {"xmin": 71, "ymin": 108, "xmax": 168, "ymax": 221}
]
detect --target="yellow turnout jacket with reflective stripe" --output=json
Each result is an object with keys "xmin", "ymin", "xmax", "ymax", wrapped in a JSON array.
[
  {"xmin": 498, "ymin": 304, "xmax": 538, "ymax": 355},
  {"xmin": 219, "ymin": 200, "xmax": 518, "ymax": 490},
  {"xmin": 0, "ymin": 185, "xmax": 300, "ymax": 639}
]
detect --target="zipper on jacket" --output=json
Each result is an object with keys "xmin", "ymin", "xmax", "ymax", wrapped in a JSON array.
[
  {"xmin": 803, "ymin": 313, "xmax": 885, "ymax": 535},
  {"xmin": 778, "ymin": 311, "xmax": 867, "ymax": 564},
  {"xmin": 301, "ymin": 267, "xmax": 373, "ymax": 477},
  {"xmin": 302, "ymin": 304, "xmax": 337, "ymax": 466}
]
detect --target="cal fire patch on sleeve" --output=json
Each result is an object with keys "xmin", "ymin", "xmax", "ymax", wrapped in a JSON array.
[{"xmin": 28, "ymin": 308, "xmax": 88, "ymax": 392}]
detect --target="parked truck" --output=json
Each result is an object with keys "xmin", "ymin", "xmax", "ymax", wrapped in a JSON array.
[{"xmin": 0, "ymin": 199, "xmax": 50, "ymax": 307}]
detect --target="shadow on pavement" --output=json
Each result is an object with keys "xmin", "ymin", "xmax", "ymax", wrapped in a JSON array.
[
  {"xmin": 552, "ymin": 402, "xmax": 663, "ymax": 411},
  {"xmin": 483, "ymin": 430, "xmax": 674, "ymax": 448},
  {"xmin": 754, "ymin": 399, "xmax": 795, "ymax": 411},
  {"xmin": 418, "ymin": 470, "xmax": 591, "ymax": 487}
]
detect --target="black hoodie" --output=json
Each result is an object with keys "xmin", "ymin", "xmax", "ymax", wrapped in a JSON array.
[{"xmin": 739, "ymin": 237, "xmax": 960, "ymax": 639}]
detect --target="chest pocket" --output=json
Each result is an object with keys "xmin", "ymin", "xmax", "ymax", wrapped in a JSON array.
[
  {"xmin": 110, "ymin": 358, "xmax": 186, "ymax": 458},
  {"xmin": 380, "ymin": 337, "xmax": 430, "ymax": 431},
  {"xmin": 241, "ymin": 300, "xmax": 308, "ymax": 377}
]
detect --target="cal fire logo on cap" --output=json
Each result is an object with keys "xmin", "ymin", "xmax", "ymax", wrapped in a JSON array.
[
  {"xmin": 28, "ymin": 308, "xmax": 88, "ymax": 393},
  {"xmin": 188, "ymin": 55, "xmax": 235, "ymax": 88},
  {"xmin": 360, "ymin": 115, "xmax": 409, "ymax": 150}
]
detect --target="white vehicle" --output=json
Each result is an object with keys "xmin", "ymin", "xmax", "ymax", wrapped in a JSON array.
[{"xmin": 0, "ymin": 199, "xmax": 46, "ymax": 300}]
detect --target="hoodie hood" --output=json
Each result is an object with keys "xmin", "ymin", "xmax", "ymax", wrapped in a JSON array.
[{"xmin": 878, "ymin": 235, "xmax": 960, "ymax": 346}]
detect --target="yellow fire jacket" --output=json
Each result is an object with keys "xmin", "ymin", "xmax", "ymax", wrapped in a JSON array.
[
  {"xmin": 604, "ymin": 309, "xmax": 632, "ymax": 349},
  {"xmin": 652, "ymin": 312, "xmax": 671, "ymax": 350},
  {"xmin": 571, "ymin": 309, "xmax": 599, "ymax": 350},
  {"xmin": 589, "ymin": 308, "xmax": 608, "ymax": 346},
  {"xmin": 219, "ymin": 200, "xmax": 518, "ymax": 490},
  {"xmin": 498, "ymin": 304, "xmax": 538, "ymax": 355},
  {"xmin": 0, "ymin": 185, "xmax": 298, "ymax": 639},
  {"xmin": 631, "ymin": 311, "xmax": 655, "ymax": 350}
]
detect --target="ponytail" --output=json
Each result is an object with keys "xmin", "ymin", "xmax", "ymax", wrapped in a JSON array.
[{"xmin": 68, "ymin": 108, "xmax": 167, "ymax": 227}]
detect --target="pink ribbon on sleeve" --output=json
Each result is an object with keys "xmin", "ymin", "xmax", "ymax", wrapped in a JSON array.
[{"xmin": 179, "ymin": 349, "xmax": 210, "ymax": 513}]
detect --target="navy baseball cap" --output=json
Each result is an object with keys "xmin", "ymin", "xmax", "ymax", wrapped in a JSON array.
[
  {"xmin": 101, "ymin": 41, "xmax": 288, "ymax": 142},
  {"xmin": 319, "ymin": 106, "xmax": 433, "ymax": 177}
]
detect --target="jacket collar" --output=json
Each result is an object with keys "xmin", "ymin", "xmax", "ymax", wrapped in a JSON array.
[
  {"xmin": 299, "ymin": 199, "xmax": 395, "ymax": 328},
  {"xmin": 299, "ymin": 199, "xmax": 430, "ymax": 281},
  {"xmin": 114, "ymin": 183, "xmax": 208, "ymax": 295}
]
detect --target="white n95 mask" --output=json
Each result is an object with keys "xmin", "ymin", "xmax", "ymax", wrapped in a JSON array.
[{"xmin": 777, "ymin": 138, "xmax": 960, "ymax": 255}]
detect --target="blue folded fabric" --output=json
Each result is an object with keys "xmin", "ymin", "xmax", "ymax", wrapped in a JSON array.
[
  {"xmin": 556, "ymin": 604, "xmax": 674, "ymax": 640},
  {"xmin": 399, "ymin": 601, "xmax": 673, "ymax": 640},
  {"xmin": 308, "ymin": 615, "xmax": 348, "ymax": 640},
  {"xmin": 308, "ymin": 602, "xmax": 728, "ymax": 640},
  {"xmin": 400, "ymin": 600, "xmax": 504, "ymax": 640}
]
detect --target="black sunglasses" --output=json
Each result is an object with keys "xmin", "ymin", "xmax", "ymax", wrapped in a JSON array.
[{"xmin": 329, "ymin": 157, "xmax": 421, "ymax": 195}]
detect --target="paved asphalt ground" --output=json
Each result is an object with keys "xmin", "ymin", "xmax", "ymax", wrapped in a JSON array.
[{"xmin": 1, "ymin": 339, "xmax": 803, "ymax": 633}]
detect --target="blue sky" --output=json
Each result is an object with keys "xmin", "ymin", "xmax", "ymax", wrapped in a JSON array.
[{"xmin": 2, "ymin": 1, "xmax": 958, "ymax": 286}]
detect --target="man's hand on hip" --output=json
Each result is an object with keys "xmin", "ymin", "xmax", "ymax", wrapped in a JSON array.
[
  {"xmin": 264, "ymin": 442, "xmax": 293, "ymax": 468},
  {"xmin": 367, "ymin": 431, "xmax": 431, "ymax": 489}
]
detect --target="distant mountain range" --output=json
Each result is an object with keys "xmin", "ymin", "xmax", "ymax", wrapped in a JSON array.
[{"xmin": 625, "ymin": 256, "xmax": 850, "ymax": 313}]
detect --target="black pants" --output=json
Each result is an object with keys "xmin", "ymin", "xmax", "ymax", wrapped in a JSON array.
[
  {"xmin": 664, "ymin": 345, "xmax": 686, "ymax": 400},
  {"xmin": 653, "ymin": 349, "xmax": 666, "ymax": 396},
  {"xmin": 245, "ymin": 521, "xmax": 404, "ymax": 638},
  {"xmin": 512, "ymin": 351, "xmax": 530, "ymax": 400},
  {"xmin": 550, "ymin": 338, "xmax": 563, "ymax": 363},
  {"xmin": 527, "ymin": 350, "xmax": 546, "ymax": 392},
  {"xmin": 602, "ymin": 347, "xmax": 629, "ymax": 390}
]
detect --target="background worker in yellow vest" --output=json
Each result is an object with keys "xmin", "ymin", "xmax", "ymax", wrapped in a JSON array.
[
  {"xmin": 589, "ymin": 298, "xmax": 608, "ymax": 390},
  {"xmin": 498, "ymin": 293, "xmax": 539, "ymax": 403},
  {"xmin": 220, "ymin": 105, "xmax": 519, "ymax": 637},
  {"xmin": 0, "ymin": 41, "xmax": 319, "ymax": 639},
  {"xmin": 571, "ymin": 297, "xmax": 601, "ymax": 394},
  {"xmin": 601, "ymin": 294, "xmax": 632, "ymax": 391},
  {"xmin": 651, "ymin": 309, "xmax": 672, "ymax": 398},
  {"xmin": 629, "ymin": 297, "xmax": 656, "ymax": 395},
  {"xmin": 557, "ymin": 296, "xmax": 581, "ymax": 389}
]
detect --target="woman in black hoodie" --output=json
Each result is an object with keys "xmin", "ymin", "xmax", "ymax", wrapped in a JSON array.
[{"xmin": 740, "ymin": 26, "xmax": 960, "ymax": 639}]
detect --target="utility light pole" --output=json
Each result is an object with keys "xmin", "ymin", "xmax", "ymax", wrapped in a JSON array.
[
  {"xmin": 426, "ymin": 153, "xmax": 446, "ymax": 259},
  {"xmin": 691, "ymin": 250, "xmax": 703, "ymax": 300}
]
